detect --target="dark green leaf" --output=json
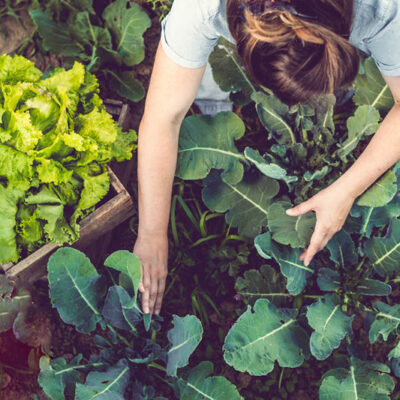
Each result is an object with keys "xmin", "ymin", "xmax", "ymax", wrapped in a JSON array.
[
  {"xmin": 48, "ymin": 248, "xmax": 106, "ymax": 333},
  {"xmin": 167, "ymin": 315, "xmax": 203, "ymax": 377},
  {"xmin": 255, "ymin": 233, "xmax": 314, "ymax": 296},
  {"xmin": 202, "ymin": 170, "xmax": 279, "ymax": 238},
  {"xmin": 177, "ymin": 361, "xmax": 243, "ymax": 400},
  {"xmin": 223, "ymin": 299, "xmax": 309, "ymax": 376},
  {"xmin": 307, "ymin": 294, "xmax": 353, "ymax": 360},
  {"xmin": 235, "ymin": 265, "xmax": 289, "ymax": 307},
  {"xmin": 177, "ymin": 112, "xmax": 246, "ymax": 184}
]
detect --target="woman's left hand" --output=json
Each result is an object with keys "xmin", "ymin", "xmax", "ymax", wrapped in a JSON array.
[{"xmin": 286, "ymin": 183, "xmax": 356, "ymax": 267}]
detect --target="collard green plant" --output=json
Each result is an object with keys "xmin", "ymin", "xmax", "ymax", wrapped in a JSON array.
[
  {"xmin": 0, "ymin": 54, "xmax": 136, "ymax": 263},
  {"xmin": 175, "ymin": 43, "xmax": 399, "ymax": 397},
  {"xmin": 40, "ymin": 248, "xmax": 241, "ymax": 399},
  {"xmin": 29, "ymin": 0, "xmax": 151, "ymax": 102}
]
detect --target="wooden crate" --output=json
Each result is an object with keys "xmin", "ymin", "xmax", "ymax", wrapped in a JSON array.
[{"xmin": 1, "ymin": 168, "xmax": 135, "ymax": 284}]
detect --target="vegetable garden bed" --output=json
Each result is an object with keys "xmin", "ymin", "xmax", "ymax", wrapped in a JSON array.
[{"xmin": 0, "ymin": 167, "xmax": 135, "ymax": 283}]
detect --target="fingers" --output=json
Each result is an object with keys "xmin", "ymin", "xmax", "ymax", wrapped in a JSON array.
[
  {"xmin": 286, "ymin": 200, "xmax": 314, "ymax": 217},
  {"xmin": 154, "ymin": 278, "xmax": 166, "ymax": 316},
  {"xmin": 303, "ymin": 222, "xmax": 328, "ymax": 267},
  {"xmin": 140, "ymin": 264, "xmax": 167, "ymax": 315},
  {"xmin": 141, "ymin": 267, "xmax": 151, "ymax": 314}
]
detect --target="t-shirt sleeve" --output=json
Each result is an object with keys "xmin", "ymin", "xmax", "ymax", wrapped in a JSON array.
[
  {"xmin": 365, "ymin": 13, "xmax": 400, "ymax": 77},
  {"xmin": 160, "ymin": 0, "xmax": 219, "ymax": 69}
]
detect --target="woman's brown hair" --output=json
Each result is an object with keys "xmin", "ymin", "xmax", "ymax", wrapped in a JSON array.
[{"xmin": 226, "ymin": 0, "xmax": 359, "ymax": 105}]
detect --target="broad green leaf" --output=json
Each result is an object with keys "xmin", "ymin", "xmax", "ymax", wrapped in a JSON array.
[
  {"xmin": 0, "ymin": 287, "xmax": 31, "ymax": 333},
  {"xmin": 223, "ymin": 299, "xmax": 309, "ymax": 376},
  {"xmin": 177, "ymin": 112, "xmax": 246, "ymax": 184},
  {"xmin": 357, "ymin": 170, "xmax": 397, "ymax": 207},
  {"xmin": 252, "ymin": 91, "xmax": 296, "ymax": 145},
  {"xmin": 177, "ymin": 361, "xmax": 243, "ymax": 400},
  {"xmin": 75, "ymin": 360, "xmax": 130, "ymax": 400},
  {"xmin": 255, "ymin": 233, "xmax": 314, "ymax": 296},
  {"xmin": 167, "ymin": 315, "xmax": 203, "ymax": 377},
  {"xmin": 317, "ymin": 268, "xmax": 340, "ymax": 292},
  {"xmin": 267, "ymin": 201, "xmax": 315, "ymax": 248},
  {"xmin": 106, "ymin": 70, "xmax": 144, "ymax": 102},
  {"xmin": 38, "ymin": 355, "xmax": 83, "ymax": 400},
  {"xmin": 347, "ymin": 195, "xmax": 400, "ymax": 238},
  {"xmin": 353, "ymin": 57, "xmax": 394, "ymax": 112},
  {"xmin": 209, "ymin": 37, "xmax": 253, "ymax": 104},
  {"xmin": 326, "ymin": 230, "xmax": 357, "ymax": 268},
  {"xmin": 235, "ymin": 265, "xmax": 289, "ymax": 307},
  {"xmin": 388, "ymin": 342, "xmax": 400, "ymax": 360},
  {"xmin": 104, "ymin": 250, "xmax": 141, "ymax": 307},
  {"xmin": 72, "ymin": 11, "xmax": 112, "ymax": 52},
  {"xmin": 202, "ymin": 170, "xmax": 279, "ymax": 238},
  {"xmin": 307, "ymin": 294, "xmax": 353, "ymax": 360},
  {"xmin": 356, "ymin": 279, "xmax": 391, "ymax": 297},
  {"xmin": 336, "ymin": 105, "xmax": 380, "ymax": 160},
  {"xmin": 103, "ymin": 0, "xmax": 151, "ymax": 66},
  {"xmin": 319, "ymin": 357, "xmax": 395, "ymax": 400},
  {"xmin": 369, "ymin": 302, "xmax": 400, "ymax": 344},
  {"xmin": 244, "ymin": 147, "xmax": 298, "ymax": 188},
  {"xmin": 364, "ymin": 218, "xmax": 400, "ymax": 277},
  {"xmin": 47, "ymin": 248, "xmax": 106, "ymax": 333},
  {"xmin": 29, "ymin": 10, "xmax": 84, "ymax": 57},
  {"xmin": 388, "ymin": 343, "xmax": 400, "ymax": 378},
  {"xmin": 102, "ymin": 286, "xmax": 141, "ymax": 332}
]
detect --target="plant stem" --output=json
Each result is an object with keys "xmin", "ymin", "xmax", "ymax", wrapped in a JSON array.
[
  {"xmin": 278, "ymin": 367, "xmax": 284, "ymax": 389},
  {"xmin": 147, "ymin": 362, "xmax": 167, "ymax": 372},
  {"xmin": 106, "ymin": 324, "xmax": 133, "ymax": 347}
]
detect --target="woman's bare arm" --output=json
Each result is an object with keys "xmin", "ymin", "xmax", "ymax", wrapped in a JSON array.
[{"xmin": 134, "ymin": 42, "xmax": 206, "ymax": 315}]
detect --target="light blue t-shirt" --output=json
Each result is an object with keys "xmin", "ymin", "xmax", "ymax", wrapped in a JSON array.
[{"xmin": 161, "ymin": 0, "xmax": 400, "ymax": 77}]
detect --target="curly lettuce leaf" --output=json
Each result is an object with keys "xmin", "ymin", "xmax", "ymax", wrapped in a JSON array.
[
  {"xmin": 0, "ymin": 185, "xmax": 25, "ymax": 263},
  {"xmin": 0, "ymin": 55, "xmax": 42, "ymax": 84}
]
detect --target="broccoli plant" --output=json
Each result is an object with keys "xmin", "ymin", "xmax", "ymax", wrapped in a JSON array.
[
  {"xmin": 38, "ymin": 248, "xmax": 242, "ymax": 399},
  {"xmin": 175, "ymin": 38, "xmax": 399, "ymax": 397}
]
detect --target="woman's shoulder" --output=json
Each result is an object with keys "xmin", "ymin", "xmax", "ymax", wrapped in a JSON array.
[{"xmin": 352, "ymin": 0, "xmax": 400, "ymax": 77}]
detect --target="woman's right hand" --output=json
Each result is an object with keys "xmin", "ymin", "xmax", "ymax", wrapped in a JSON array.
[{"xmin": 133, "ymin": 233, "xmax": 168, "ymax": 316}]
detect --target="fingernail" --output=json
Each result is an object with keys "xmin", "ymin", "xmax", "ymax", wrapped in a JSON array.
[
  {"xmin": 144, "ymin": 306, "xmax": 149, "ymax": 313},
  {"xmin": 286, "ymin": 209, "xmax": 293, "ymax": 215},
  {"xmin": 155, "ymin": 310, "xmax": 160, "ymax": 315}
]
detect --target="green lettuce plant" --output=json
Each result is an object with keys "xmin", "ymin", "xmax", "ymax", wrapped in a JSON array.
[
  {"xmin": 0, "ymin": 54, "xmax": 136, "ymax": 263},
  {"xmin": 175, "ymin": 39, "xmax": 400, "ymax": 397},
  {"xmin": 37, "ymin": 247, "xmax": 242, "ymax": 400}
]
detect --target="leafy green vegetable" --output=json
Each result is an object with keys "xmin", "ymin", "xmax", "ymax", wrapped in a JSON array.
[
  {"xmin": 223, "ymin": 299, "xmax": 309, "ymax": 376},
  {"xmin": 319, "ymin": 358, "xmax": 395, "ymax": 400},
  {"xmin": 202, "ymin": 170, "xmax": 279, "ymax": 238},
  {"xmin": 0, "ymin": 55, "xmax": 136, "ymax": 263},
  {"xmin": 177, "ymin": 112, "xmax": 247, "ymax": 185},
  {"xmin": 176, "ymin": 361, "xmax": 243, "ymax": 400},
  {"xmin": 307, "ymin": 294, "xmax": 353, "ymax": 360},
  {"xmin": 167, "ymin": 315, "xmax": 203, "ymax": 377}
]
